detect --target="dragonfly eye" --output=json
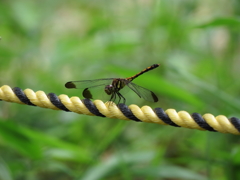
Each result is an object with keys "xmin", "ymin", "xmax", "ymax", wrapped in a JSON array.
[{"xmin": 105, "ymin": 85, "xmax": 114, "ymax": 95}]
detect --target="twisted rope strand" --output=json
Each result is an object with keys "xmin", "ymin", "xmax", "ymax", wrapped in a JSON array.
[{"xmin": 0, "ymin": 85, "xmax": 240, "ymax": 135}]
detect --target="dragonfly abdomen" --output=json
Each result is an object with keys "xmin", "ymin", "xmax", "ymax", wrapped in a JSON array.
[{"xmin": 127, "ymin": 64, "xmax": 160, "ymax": 81}]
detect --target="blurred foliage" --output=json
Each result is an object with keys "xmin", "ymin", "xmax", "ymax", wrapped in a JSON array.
[{"xmin": 0, "ymin": 0, "xmax": 240, "ymax": 179}]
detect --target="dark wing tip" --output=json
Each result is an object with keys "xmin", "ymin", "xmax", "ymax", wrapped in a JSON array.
[
  {"xmin": 151, "ymin": 91, "xmax": 158, "ymax": 102},
  {"xmin": 65, "ymin": 82, "xmax": 76, "ymax": 88},
  {"xmin": 82, "ymin": 88, "xmax": 93, "ymax": 99}
]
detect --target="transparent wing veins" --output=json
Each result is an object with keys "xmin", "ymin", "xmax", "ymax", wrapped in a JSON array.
[
  {"xmin": 67, "ymin": 78, "xmax": 115, "ymax": 89},
  {"xmin": 126, "ymin": 81, "xmax": 158, "ymax": 102}
]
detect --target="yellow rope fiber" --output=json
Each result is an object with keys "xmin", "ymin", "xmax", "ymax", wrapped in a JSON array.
[{"xmin": 0, "ymin": 85, "xmax": 239, "ymax": 135}]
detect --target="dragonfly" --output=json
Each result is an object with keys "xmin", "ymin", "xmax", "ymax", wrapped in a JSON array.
[{"xmin": 65, "ymin": 64, "xmax": 160, "ymax": 104}]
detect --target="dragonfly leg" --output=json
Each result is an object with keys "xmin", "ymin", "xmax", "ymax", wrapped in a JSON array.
[
  {"xmin": 117, "ymin": 92, "xmax": 125, "ymax": 104},
  {"xmin": 109, "ymin": 92, "xmax": 116, "ymax": 104},
  {"xmin": 116, "ymin": 93, "xmax": 121, "ymax": 105}
]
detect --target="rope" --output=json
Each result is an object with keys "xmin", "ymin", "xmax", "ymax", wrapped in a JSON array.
[{"xmin": 0, "ymin": 85, "xmax": 240, "ymax": 135}]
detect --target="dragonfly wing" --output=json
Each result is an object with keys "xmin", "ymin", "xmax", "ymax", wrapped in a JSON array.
[
  {"xmin": 126, "ymin": 81, "xmax": 158, "ymax": 102},
  {"xmin": 65, "ymin": 78, "xmax": 116, "ymax": 100},
  {"xmin": 65, "ymin": 78, "xmax": 115, "ymax": 89}
]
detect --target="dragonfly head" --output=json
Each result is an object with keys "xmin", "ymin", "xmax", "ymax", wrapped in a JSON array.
[{"xmin": 105, "ymin": 85, "xmax": 114, "ymax": 95}]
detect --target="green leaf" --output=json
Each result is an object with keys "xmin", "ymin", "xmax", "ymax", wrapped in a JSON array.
[
  {"xmin": 0, "ymin": 121, "xmax": 42, "ymax": 159},
  {"xmin": 196, "ymin": 17, "xmax": 240, "ymax": 28}
]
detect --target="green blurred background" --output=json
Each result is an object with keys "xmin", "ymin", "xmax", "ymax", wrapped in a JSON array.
[{"xmin": 1, "ymin": 0, "xmax": 240, "ymax": 179}]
